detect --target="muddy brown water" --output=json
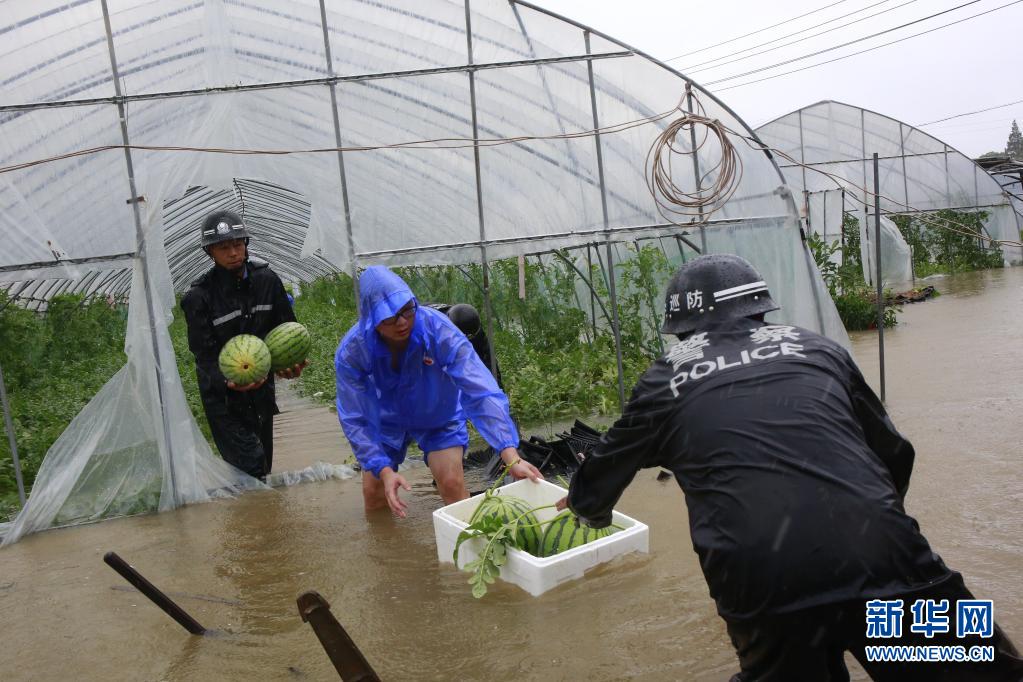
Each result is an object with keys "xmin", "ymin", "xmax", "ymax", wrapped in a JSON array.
[{"xmin": 1, "ymin": 268, "xmax": 1020, "ymax": 681}]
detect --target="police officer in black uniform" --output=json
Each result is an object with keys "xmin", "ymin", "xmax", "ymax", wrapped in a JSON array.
[
  {"xmin": 181, "ymin": 210, "xmax": 305, "ymax": 480},
  {"xmin": 562, "ymin": 254, "xmax": 1022, "ymax": 681}
]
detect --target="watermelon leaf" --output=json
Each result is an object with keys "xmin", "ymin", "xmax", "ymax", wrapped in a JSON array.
[{"xmin": 455, "ymin": 500, "xmax": 559, "ymax": 599}]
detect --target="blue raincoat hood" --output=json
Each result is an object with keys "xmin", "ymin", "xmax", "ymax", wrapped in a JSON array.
[{"xmin": 358, "ymin": 266, "xmax": 417, "ymax": 332}]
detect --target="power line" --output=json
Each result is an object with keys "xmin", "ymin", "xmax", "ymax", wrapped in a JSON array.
[
  {"xmin": 679, "ymin": 0, "xmax": 893, "ymax": 71},
  {"xmin": 714, "ymin": 0, "xmax": 1023, "ymax": 91},
  {"xmin": 706, "ymin": 0, "xmax": 981, "ymax": 86},
  {"xmin": 683, "ymin": 0, "xmax": 920, "ymax": 74},
  {"xmin": 917, "ymin": 99, "xmax": 1023, "ymax": 126},
  {"xmin": 664, "ymin": 0, "xmax": 852, "ymax": 62}
]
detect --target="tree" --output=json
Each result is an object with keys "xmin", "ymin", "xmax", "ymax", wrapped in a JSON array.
[{"xmin": 1006, "ymin": 120, "xmax": 1023, "ymax": 162}]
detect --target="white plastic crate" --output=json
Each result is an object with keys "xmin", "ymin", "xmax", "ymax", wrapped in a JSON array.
[{"xmin": 433, "ymin": 478, "xmax": 649, "ymax": 597}]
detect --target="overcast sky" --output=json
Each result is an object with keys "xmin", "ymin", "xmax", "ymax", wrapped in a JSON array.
[{"xmin": 535, "ymin": 0, "xmax": 1023, "ymax": 158}]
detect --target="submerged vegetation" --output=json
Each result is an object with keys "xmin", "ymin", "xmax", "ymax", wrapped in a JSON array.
[
  {"xmin": 891, "ymin": 209, "xmax": 1004, "ymax": 277},
  {"xmin": 808, "ymin": 219, "xmax": 899, "ymax": 331},
  {"xmin": 809, "ymin": 209, "xmax": 1004, "ymax": 330}
]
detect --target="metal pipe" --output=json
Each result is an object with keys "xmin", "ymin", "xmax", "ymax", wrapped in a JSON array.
[
  {"xmin": 0, "ymin": 52, "xmax": 632, "ymax": 114},
  {"xmin": 297, "ymin": 591, "xmax": 381, "ymax": 681},
  {"xmin": 352, "ymin": 215, "xmax": 765, "ymax": 260},
  {"xmin": 100, "ymin": 0, "xmax": 179, "ymax": 505},
  {"xmin": 822, "ymin": 190, "xmax": 827, "ymax": 242},
  {"xmin": 899, "ymin": 122, "xmax": 910, "ymax": 209},
  {"xmin": 586, "ymin": 244, "xmax": 596, "ymax": 341},
  {"xmin": 840, "ymin": 189, "xmax": 846, "ymax": 255},
  {"xmin": 103, "ymin": 552, "xmax": 206, "ymax": 635},
  {"xmin": 873, "ymin": 153, "xmax": 886, "ymax": 403},
  {"xmin": 861, "ymin": 108, "xmax": 871, "ymax": 287},
  {"xmin": 0, "ymin": 361, "xmax": 26, "ymax": 506},
  {"xmin": 585, "ymin": 30, "xmax": 625, "ymax": 409},
  {"xmin": 464, "ymin": 0, "xmax": 500, "ymax": 381},
  {"xmin": 687, "ymin": 86, "xmax": 707, "ymax": 253},
  {"xmin": 605, "ymin": 240, "xmax": 626, "ymax": 408},
  {"xmin": 0, "ymin": 252, "xmax": 135, "ymax": 277},
  {"xmin": 317, "ymin": 0, "xmax": 360, "ymax": 313},
  {"xmin": 798, "ymin": 109, "xmax": 808, "ymax": 198},
  {"xmin": 551, "ymin": 250, "xmax": 613, "ymax": 328}
]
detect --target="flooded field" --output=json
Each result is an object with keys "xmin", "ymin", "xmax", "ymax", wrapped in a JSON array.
[{"xmin": 1, "ymin": 267, "xmax": 1020, "ymax": 681}]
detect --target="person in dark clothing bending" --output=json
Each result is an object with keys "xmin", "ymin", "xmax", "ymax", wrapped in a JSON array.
[
  {"xmin": 561, "ymin": 254, "xmax": 1022, "ymax": 681},
  {"xmin": 424, "ymin": 302, "xmax": 503, "ymax": 388},
  {"xmin": 181, "ymin": 210, "xmax": 306, "ymax": 480}
]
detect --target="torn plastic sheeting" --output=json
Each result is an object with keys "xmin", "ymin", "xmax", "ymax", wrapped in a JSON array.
[{"xmin": 266, "ymin": 462, "xmax": 358, "ymax": 488}]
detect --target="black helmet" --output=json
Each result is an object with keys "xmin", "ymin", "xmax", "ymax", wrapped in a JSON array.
[
  {"xmin": 661, "ymin": 254, "xmax": 779, "ymax": 334},
  {"xmin": 200, "ymin": 210, "xmax": 250, "ymax": 249},
  {"xmin": 447, "ymin": 303, "xmax": 482, "ymax": 338}
]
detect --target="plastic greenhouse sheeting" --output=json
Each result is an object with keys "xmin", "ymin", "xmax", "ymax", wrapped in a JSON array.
[
  {"xmin": 861, "ymin": 216, "xmax": 914, "ymax": 289},
  {"xmin": 1, "ymin": 0, "xmax": 846, "ymax": 542},
  {"xmin": 756, "ymin": 101, "xmax": 1023, "ymax": 266},
  {"xmin": 1, "ymin": 220, "xmax": 266, "ymax": 546}
]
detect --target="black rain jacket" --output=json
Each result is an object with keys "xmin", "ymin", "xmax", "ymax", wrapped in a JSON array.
[
  {"xmin": 568, "ymin": 317, "xmax": 952, "ymax": 622},
  {"xmin": 180, "ymin": 259, "xmax": 296, "ymax": 411}
]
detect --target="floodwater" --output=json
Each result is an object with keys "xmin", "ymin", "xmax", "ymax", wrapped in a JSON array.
[{"xmin": 1, "ymin": 268, "xmax": 1021, "ymax": 681}]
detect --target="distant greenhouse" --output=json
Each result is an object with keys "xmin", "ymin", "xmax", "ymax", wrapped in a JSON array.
[{"xmin": 756, "ymin": 100, "xmax": 1023, "ymax": 286}]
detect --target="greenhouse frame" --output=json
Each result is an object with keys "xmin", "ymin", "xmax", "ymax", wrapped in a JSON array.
[{"xmin": 1, "ymin": 0, "xmax": 845, "ymax": 544}]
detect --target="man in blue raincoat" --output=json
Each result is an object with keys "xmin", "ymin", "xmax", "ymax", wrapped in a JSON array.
[{"xmin": 334, "ymin": 266, "xmax": 542, "ymax": 517}]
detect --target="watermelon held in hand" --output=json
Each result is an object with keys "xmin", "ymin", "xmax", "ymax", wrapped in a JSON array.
[
  {"xmin": 469, "ymin": 493, "xmax": 543, "ymax": 556},
  {"xmin": 219, "ymin": 334, "xmax": 271, "ymax": 385},
  {"xmin": 264, "ymin": 321, "xmax": 311, "ymax": 372},
  {"xmin": 539, "ymin": 510, "xmax": 617, "ymax": 558}
]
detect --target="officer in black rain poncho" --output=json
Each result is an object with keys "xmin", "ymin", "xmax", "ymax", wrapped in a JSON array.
[
  {"xmin": 424, "ymin": 302, "xmax": 503, "ymax": 388},
  {"xmin": 563, "ymin": 254, "xmax": 1022, "ymax": 681},
  {"xmin": 181, "ymin": 210, "xmax": 306, "ymax": 481}
]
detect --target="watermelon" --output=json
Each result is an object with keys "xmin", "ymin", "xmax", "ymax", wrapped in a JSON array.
[
  {"xmin": 264, "ymin": 321, "xmax": 311, "ymax": 372},
  {"xmin": 469, "ymin": 493, "xmax": 542, "ymax": 556},
  {"xmin": 539, "ymin": 511, "xmax": 617, "ymax": 558},
  {"xmin": 219, "ymin": 334, "xmax": 271, "ymax": 385}
]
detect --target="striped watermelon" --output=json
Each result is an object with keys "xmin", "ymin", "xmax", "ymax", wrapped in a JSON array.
[
  {"xmin": 219, "ymin": 334, "xmax": 271, "ymax": 385},
  {"xmin": 264, "ymin": 321, "xmax": 311, "ymax": 372},
  {"xmin": 469, "ymin": 493, "xmax": 542, "ymax": 556},
  {"xmin": 539, "ymin": 511, "xmax": 617, "ymax": 558}
]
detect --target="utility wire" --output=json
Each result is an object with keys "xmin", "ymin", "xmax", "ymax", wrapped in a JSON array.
[
  {"xmin": 664, "ymin": 0, "xmax": 852, "ymax": 61},
  {"xmin": 0, "ymin": 105, "xmax": 679, "ymax": 175},
  {"xmin": 706, "ymin": 0, "xmax": 981, "ymax": 85},
  {"xmin": 917, "ymin": 99, "xmax": 1023, "ymax": 126},
  {"xmin": 715, "ymin": 0, "xmax": 1023, "ymax": 91},
  {"xmin": 683, "ymin": 0, "xmax": 919, "ymax": 74}
]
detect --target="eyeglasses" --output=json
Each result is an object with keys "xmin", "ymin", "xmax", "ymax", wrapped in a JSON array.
[{"xmin": 379, "ymin": 301, "xmax": 417, "ymax": 326}]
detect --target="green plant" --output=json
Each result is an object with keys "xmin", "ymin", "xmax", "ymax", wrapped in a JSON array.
[
  {"xmin": 831, "ymin": 289, "xmax": 898, "ymax": 331},
  {"xmin": 892, "ymin": 209, "xmax": 1003, "ymax": 275},
  {"xmin": 807, "ymin": 232, "xmax": 840, "ymax": 294},
  {"xmin": 0, "ymin": 293, "xmax": 128, "ymax": 518},
  {"xmin": 808, "ymin": 227, "xmax": 898, "ymax": 331}
]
